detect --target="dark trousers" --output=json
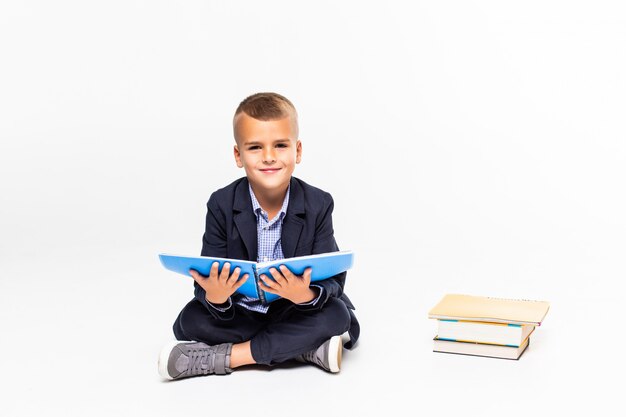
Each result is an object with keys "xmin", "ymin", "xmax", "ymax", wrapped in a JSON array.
[{"xmin": 172, "ymin": 297, "xmax": 351, "ymax": 365}]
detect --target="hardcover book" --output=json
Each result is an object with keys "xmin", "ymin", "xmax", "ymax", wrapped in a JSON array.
[
  {"xmin": 433, "ymin": 337, "xmax": 530, "ymax": 360},
  {"xmin": 159, "ymin": 250, "xmax": 354, "ymax": 303},
  {"xmin": 436, "ymin": 319, "xmax": 535, "ymax": 347},
  {"xmin": 428, "ymin": 294, "xmax": 550, "ymax": 326}
]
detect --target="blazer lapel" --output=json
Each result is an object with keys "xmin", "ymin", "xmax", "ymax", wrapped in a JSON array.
[
  {"xmin": 233, "ymin": 178, "xmax": 258, "ymax": 261},
  {"xmin": 281, "ymin": 178, "xmax": 305, "ymax": 258}
]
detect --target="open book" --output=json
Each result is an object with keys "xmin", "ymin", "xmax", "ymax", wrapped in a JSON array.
[{"xmin": 159, "ymin": 250, "xmax": 354, "ymax": 303}]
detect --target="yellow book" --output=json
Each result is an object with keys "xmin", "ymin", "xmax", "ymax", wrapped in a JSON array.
[{"xmin": 428, "ymin": 294, "xmax": 550, "ymax": 326}]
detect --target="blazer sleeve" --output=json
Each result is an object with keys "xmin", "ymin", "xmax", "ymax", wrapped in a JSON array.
[
  {"xmin": 295, "ymin": 193, "xmax": 347, "ymax": 312},
  {"xmin": 195, "ymin": 195, "xmax": 236, "ymax": 320}
]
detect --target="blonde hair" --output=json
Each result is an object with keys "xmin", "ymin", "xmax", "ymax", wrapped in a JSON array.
[
  {"xmin": 234, "ymin": 92, "xmax": 297, "ymax": 120},
  {"xmin": 233, "ymin": 92, "xmax": 299, "ymax": 138}
]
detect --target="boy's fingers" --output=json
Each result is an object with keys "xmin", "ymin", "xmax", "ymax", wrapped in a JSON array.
[
  {"xmin": 303, "ymin": 267, "xmax": 312, "ymax": 283},
  {"xmin": 258, "ymin": 279, "xmax": 277, "ymax": 294},
  {"xmin": 227, "ymin": 267, "xmax": 241, "ymax": 285},
  {"xmin": 189, "ymin": 269, "xmax": 204, "ymax": 281},
  {"xmin": 268, "ymin": 268, "xmax": 285, "ymax": 287},
  {"xmin": 233, "ymin": 274, "xmax": 249, "ymax": 289},
  {"xmin": 219, "ymin": 262, "xmax": 231, "ymax": 282},
  {"xmin": 279, "ymin": 265, "xmax": 295, "ymax": 280},
  {"xmin": 260, "ymin": 274, "xmax": 277, "ymax": 289},
  {"xmin": 209, "ymin": 262, "xmax": 219, "ymax": 278}
]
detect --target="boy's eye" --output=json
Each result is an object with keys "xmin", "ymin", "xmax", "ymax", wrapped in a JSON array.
[
  {"xmin": 248, "ymin": 146, "xmax": 261, "ymax": 150},
  {"xmin": 276, "ymin": 143, "xmax": 288, "ymax": 148}
]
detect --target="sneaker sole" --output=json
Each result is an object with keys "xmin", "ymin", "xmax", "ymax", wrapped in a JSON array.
[
  {"xmin": 328, "ymin": 335, "xmax": 342, "ymax": 373},
  {"xmin": 158, "ymin": 340, "xmax": 191, "ymax": 380}
]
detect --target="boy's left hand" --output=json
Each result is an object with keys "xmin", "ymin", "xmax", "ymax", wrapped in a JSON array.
[{"xmin": 258, "ymin": 266, "xmax": 316, "ymax": 304}]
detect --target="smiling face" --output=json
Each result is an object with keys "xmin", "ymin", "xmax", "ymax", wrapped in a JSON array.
[{"xmin": 233, "ymin": 112, "xmax": 302, "ymax": 195}]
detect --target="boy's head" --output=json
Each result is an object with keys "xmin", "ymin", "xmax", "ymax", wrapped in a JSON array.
[{"xmin": 233, "ymin": 92, "xmax": 302, "ymax": 195}]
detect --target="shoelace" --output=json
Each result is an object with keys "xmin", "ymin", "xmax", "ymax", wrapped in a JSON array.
[
  {"xmin": 300, "ymin": 349, "xmax": 324, "ymax": 368},
  {"xmin": 188, "ymin": 347, "xmax": 215, "ymax": 375}
]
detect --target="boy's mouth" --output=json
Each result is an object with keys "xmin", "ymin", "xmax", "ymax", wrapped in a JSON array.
[{"xmin": 259, "ymin": 168, "xmax": 281, "ymax": 174}]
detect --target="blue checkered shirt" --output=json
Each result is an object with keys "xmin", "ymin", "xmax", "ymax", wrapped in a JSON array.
[{"xmin": 235, "ymin": 185, "xmax": 291, "ymax": 313}]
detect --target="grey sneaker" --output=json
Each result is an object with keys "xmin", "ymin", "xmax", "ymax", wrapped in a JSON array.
[
  {"xmin": 158, "ymin": 341, "xmax": 233, "ymax": 380},
  {"xmin": 296, "ymin": 335, "xmax": 342, "ymax": 373}
]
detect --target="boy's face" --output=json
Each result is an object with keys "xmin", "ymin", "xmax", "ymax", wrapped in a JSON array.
[{"xmin": 233, "ymin": 112, "xmax": 302, "ymax": 194}]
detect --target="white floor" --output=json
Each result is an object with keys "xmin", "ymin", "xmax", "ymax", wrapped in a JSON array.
[
  {"xmin": 2, "ymin": 2, "xmax": 625, "ymax": 415},
  {"xmin": 1, "ymin": 248, "xmax": 621, "ymax": 416}
]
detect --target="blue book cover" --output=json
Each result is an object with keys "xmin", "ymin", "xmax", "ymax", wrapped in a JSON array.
[{"xmin": 158, "ymin": 250, "xmax": 354, "ymax": 303}]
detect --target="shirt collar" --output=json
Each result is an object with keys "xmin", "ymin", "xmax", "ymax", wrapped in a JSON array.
[{"xmin": 249, "ymin": 183, "xmax": 290, "ymax": 220}]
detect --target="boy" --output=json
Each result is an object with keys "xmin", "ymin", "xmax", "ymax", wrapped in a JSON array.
[{"xmin": 158, "ymin": 92, "xmax": 359, "ymax": 379}]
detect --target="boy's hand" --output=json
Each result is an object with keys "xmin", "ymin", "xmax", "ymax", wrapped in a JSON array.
[
  {"xmin": 258, "ymin": 266, "xmax": 316, "ymax": 304},
  {"xmin": 190, "ymin": 262, "xmax": 248, "ymax": 305}
]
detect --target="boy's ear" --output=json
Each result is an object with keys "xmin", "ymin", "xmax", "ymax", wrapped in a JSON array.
[
  {"xmin": 234, "ymin": 145, "xmax": 244, "ymax": 168},
  {"xmin": 296, "ymin": 140, "xmax": 302, "ymax": 164}
]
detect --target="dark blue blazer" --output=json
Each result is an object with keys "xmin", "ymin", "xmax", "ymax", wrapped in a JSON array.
[{"xmin": 194, "ymin": 176, "xmax": 359, "ymax": 348}]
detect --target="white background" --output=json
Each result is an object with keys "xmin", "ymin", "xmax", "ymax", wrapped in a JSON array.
[{"xmin": 1, "ymin": 1, "xmax": 624, "ymax": 415}]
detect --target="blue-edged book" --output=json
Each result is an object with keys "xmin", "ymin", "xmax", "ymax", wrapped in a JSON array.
[{"xmin": 158, "ymin": 250, "xmax": 354, "ymax": 303}]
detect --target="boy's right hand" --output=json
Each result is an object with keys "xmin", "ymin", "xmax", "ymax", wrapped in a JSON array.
[{"xmin": 190, "ymin": 262, "xmax": 248, "ymax": 305}]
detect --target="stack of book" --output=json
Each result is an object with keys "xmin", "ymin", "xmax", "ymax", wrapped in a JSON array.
[{"xmin": 428, "ymin": 294, "xmax": 550, "ymax": 360}]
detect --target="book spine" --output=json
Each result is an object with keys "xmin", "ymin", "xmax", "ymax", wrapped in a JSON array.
[{"xmin": 252, "ymin": 265, "xmax": 266, "ymax": 304}]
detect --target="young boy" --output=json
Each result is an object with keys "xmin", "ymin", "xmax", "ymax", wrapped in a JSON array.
[{"xmin": 158, "ymin": 92, "xmax": 359, "ymax": 379}]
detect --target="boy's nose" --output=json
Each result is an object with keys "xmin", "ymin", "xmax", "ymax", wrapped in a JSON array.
[{"xmin": 262, "ymin": 148, "xmax": 276, "ymax": 163}]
